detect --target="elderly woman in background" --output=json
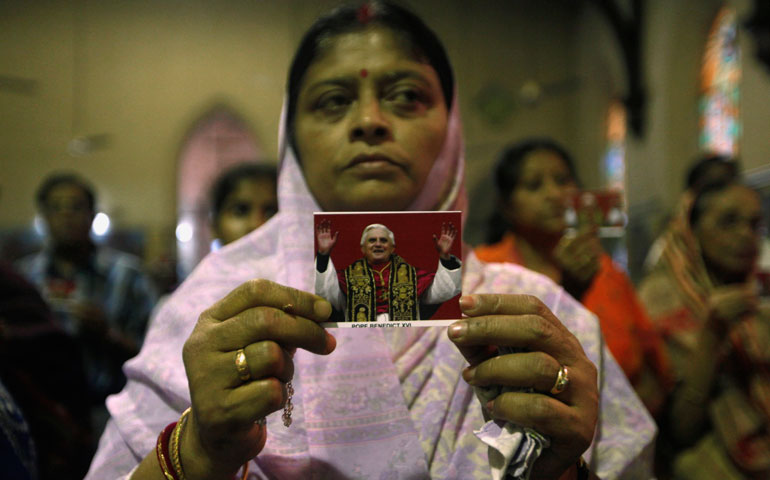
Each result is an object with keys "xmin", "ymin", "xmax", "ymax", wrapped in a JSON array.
[
  {"xmin": 86, "ymin": 2, "xmax": 654, "ymax": 479},
  {"xmin": 638, "ymin": 179, "xmax": 770, "ymax": 480},
  {"xmin": 475, "ymin": 139, "xmax": 672, "ymax": 416}
]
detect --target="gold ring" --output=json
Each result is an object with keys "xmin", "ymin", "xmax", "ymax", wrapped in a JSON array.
[
  {"xmin": 282, "ymin": 303, "xmax": 295, "ymax": 314},
  {"xmin": 550, "ymin": 365, "xmax": 570, "ymax": 395},
  {"xmin": 235, "ymin": 348, "xmax": 251, "ymax": 382}
]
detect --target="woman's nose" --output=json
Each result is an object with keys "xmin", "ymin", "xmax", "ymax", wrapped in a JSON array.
[
  {"xmin": 350, "ymin": 96, "xmax": 392, "ymax": 144},
  {"xmin": 543, "ymin": 179, "xmax": 564, "ymax": 201}
]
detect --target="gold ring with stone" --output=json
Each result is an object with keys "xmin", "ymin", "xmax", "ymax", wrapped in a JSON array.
[
  {"xmin": 235, "ymin": 348, "xmax": 251, "ymax": 382},
  {"xmin": 550, "ymin": 365, "xmax": 570, "ymax": 395}
]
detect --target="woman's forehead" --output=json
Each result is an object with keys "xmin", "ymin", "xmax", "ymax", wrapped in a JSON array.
[
  {"xmin": 302, "ymin": 28, "xmax": 437, "ymax": 87},
  {"xmin": 520, "ymin": 150, "xmax": 570, "ymax": 174},
  {"xmin": 705, "ymin": 185, "xmax": 760, "ymax": 213}
]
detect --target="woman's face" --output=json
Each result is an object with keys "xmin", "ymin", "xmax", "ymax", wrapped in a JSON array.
[
  {"xmin": 294, "ymin": 27, "xmax": 448, "ymax": 212},
  {"xmin": 213, "ymin": 177, "xmax": 277, "ymax": 245},
  {"xmin": 693, "ymin": 184, "xmax": 762, "ymax": 279},
  {"xmin": 504, "ymin": 150, "xmax": 578, "ymax": 236}
]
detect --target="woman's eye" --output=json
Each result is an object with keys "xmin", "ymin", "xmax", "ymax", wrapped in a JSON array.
[
  {"xmin": 231, "ymin": 203, "xmax": 251, "ymax": 217},
  {"xmin": 262, "ymin": 206, "xmax": 278, "ymax": 219},
  {"xmin": 554, "ymin": 174, "xmax": 572, "ymax": 186},
  {"xmin": 316, "ymin": 93, "xmax": 351, "ymax": 114},
  {"xmin": 521, "ymin": 179, "xmax": 542, "ymax": 191},
  {"xmin": 386, "ymin": 87, "xmax": 426, "ymax": 112}
]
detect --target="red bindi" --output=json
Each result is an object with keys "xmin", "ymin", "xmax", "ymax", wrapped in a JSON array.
[
  {"xmin": 356, "ymin": 4, "xmax": 373, "ymax": 24},
  {"xmin": 360, "ymin": 69, "xmax": 368, "ymax": 78}
]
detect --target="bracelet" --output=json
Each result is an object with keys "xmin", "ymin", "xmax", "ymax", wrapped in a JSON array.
[
  {"xmin": 156, "ymin": 420, "xmax": 180, "ymax": 480},
  {"xmin": 170, "ymin": 408, "xmax": 192, "ymax": 480},
  {"xmin": 240, "ymin": 461, "xmax": 250, "ymax": 480},
  {"xmin": 158, "ymin": 407, "xmax": 253, "ymax": 480}
]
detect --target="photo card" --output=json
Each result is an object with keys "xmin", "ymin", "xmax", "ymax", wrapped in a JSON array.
[
  {"xmin": 564, "ymin": 189, "xmax": 625, "ymax": 229},
  {"xmin": 313, "ymin": 211, "xmax": 462, "ymax": 328}
]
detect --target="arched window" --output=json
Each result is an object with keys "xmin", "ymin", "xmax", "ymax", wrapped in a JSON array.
[
  {"xmin": 699, "ymin": 6, "xmax": 741, "ymax": 155},
  {"xmin": 176, "ymin": 108, "xmax": 263, "ymax": 279}
]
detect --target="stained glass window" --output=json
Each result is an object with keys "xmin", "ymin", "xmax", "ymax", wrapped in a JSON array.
[
  {"xmin": 603, "ymin": 99, "xmax": 627, "ymax": 195},
  {"xmin": 600, "ymin": 99, "xmax": 628, "ymax": 269},
  {"xmin": 699, "ymin": 7, "xmax": 741, "ymax": 155}
]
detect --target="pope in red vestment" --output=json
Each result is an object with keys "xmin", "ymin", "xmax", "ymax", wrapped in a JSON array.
[{"xmin": 315, "ymin": 222, "xmax": 461, "ymax": 322}]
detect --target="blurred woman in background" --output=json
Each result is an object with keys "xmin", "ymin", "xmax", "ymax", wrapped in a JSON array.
[
  {"xmin": 638, "ymin": 179, "xmax": 770, "ymax": 480},
  {"xmin": 209, "ymin": 163, "xmax": 278, "ymax": 247},
  {"xmin": 475, "ymin": 138, "xmax": 672, "ymax": 415}
]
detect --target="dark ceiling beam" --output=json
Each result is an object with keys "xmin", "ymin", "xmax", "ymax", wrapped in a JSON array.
[{"xmin": 592, "ymin": 0, "xmax": 646, "ymax": 138}]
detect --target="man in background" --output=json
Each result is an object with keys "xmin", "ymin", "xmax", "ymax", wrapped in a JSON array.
[{"xmin": 15, "ymin": 172, "xmax": 158, "ymax": 437}]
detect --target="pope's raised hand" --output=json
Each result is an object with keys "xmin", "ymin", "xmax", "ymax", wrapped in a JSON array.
[
  {"xmin": 316, "ymin": 219, "xmax": 339, "ymax": 256},
  {"xmin": 432, "ymin": 222, "xmax": 457, "ymax": 260}
]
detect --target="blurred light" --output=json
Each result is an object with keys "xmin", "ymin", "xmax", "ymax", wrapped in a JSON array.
[
  {"xmin": 33, "ymin": 215, "xmax": 46, "ymax": 236},
  {"xmin": 210, "ymin": 239, "xmax": 222, "ymax": 252},
  {"xmin": 92, "ymin": 212, "xmax": 111, "ymax": 236},
  {"xmin": 176, "ymin": 222, "xmax": 194, "ymax": 243}
]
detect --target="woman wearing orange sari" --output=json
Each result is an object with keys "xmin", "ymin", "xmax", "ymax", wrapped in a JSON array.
[{"xmin": 475, "ymin": 139, "xmax": 672, "ymax": 415}]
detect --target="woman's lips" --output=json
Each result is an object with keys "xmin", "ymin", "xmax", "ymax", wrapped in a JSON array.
[{"xmin": 347, "ymin": 154, "xmax": 402, "ymax": 171}]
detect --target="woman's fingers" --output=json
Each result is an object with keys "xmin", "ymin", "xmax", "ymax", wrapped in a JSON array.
[
  {"xmin": 211, "ymin": 341, "xmax": 294, "ymax": 388},
  {"xmin": 203, "ymin": 278, "xmax": 332, "ymax": 324},
  {"xmin": 465, "ymin": 351, "xmax": 597, "ymax": 408},
  {"xmin": 193, "ymin": 279, "xmax": 336, "ymax": 356},
  {"xmin": 451, "ymin": 294, "xmax": 583, "ymax": 365},
  {"xmin": 209, "ymin": 305, "xmax": 335, "ymax": 355},
  {"xmin": 196, "ymin": 378, "xmax": 288, "ymax": 435},
  {"xmin": 488, "ymin": 390, "xmax": 597, "ymax": 479},
  {"xmin": 488, "ymin": 391, "xmax": 594, "ymax": 443},
  {"xmin": 180, "ymin": 279, "xmax": 336, "ymax": 473},
  {"xmin": 464, "ymin": 352, "xmax": 561, "ymax": 392},
  {"xmin": 450, "ymin": 293, "xmax": 599, "ymax": 479}
]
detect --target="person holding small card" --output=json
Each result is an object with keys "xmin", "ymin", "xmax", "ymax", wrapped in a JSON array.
[
  {"xmin": 87, "ymin": 2, "xmax": 654, "ymax": 480},
  {"xmin": 314, "ymin": 221, "xmax": 461, "ymax": 322},
  {"xmin": 474, "ymin": 139, "xmax": 673, "ymax": 417}
]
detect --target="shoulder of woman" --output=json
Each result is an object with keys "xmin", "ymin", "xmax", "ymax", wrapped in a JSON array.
[{"xmin": 637, "ymin": 270, "xmax": 683, "ymax": 319}]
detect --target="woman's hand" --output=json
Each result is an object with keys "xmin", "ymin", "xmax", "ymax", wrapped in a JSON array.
[
  {"xmin": 179, "ymin": 279, "xmax": 337, "ymax": 479},
  {"xmin": 448, "ymin": 294, "xmax": 598, "ymax": 480},
  {"xmin": 705, "ymin": 285, "xmax": 758, "ymax": 335},
  {"xmin": 553, "ymin": 228, "xmax": 601, "ymax": 299},
  {"xmin": 669, "ymin": 285, "xmax": 758, "ymax": 445}
]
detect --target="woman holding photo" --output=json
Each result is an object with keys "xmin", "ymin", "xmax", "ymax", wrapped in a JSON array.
[
  {"xmin": 87, "ymin": 2, "xmax": 653, "ymax": 479},
  {"xmin": 475, "ymin": 139, "xmax": 672, "ymax": 416}
]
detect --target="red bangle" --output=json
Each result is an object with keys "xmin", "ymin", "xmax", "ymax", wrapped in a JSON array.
[
  {"xmin": 156, "ymin": 421, "xmax": 180, "ymax": 480},
  {"xmin": 158, "ymin": 410, "xmax": 252, "ymax": 480}
]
